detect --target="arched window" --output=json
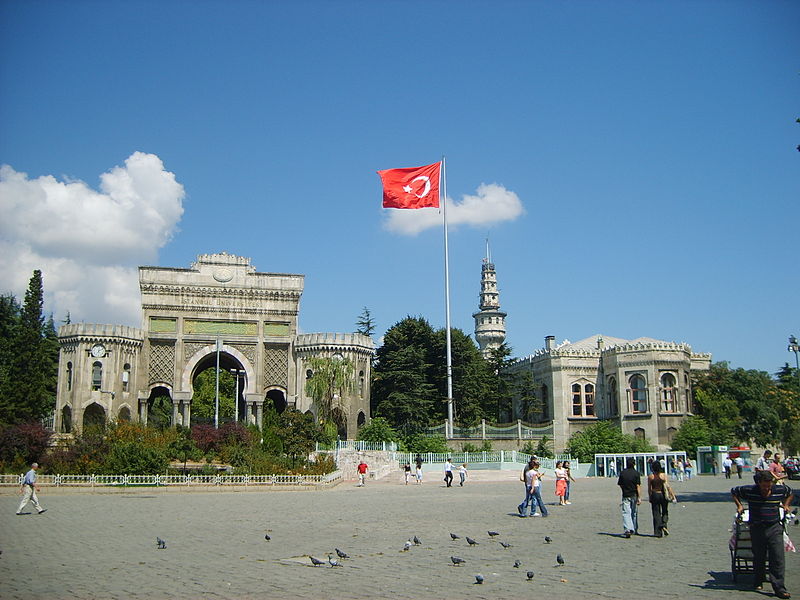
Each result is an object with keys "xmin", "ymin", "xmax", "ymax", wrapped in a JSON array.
[
  {"xmin": 628, "ymin": 374, "xmax": 647, "ymax": 413},
  {"xmin": 634, "ymin": 427, "xmax": 645, "ymax": 440},
  {"xmin": 66, "ymin": 362, "xmax": 73, "ymax": 392},
  {"xmin": 61, "ymin": 405, "xmax": 72, "ymax": 433},
  {"xmin": 607, "ymin": 377, "xmax": 618, "ymax": 415},
  {"xmin": 571, "ymin": 381, "xmax": 596, "ymax": 417},
  {"xmin": 359, "ymin": 370, "xmax": 365, "ymax": 397},
  {"xmin": 666, "ymin": 426, "xmax": 678, "ymax": 443},
  {"xmin": 122, "ymin": 363, "xmax": 131, "ymax": 392},
  {"xmin": 306, "ymin": 369, "xmax": 313, "ymax": 380},
  {"xmin": 660, "ymin": 373, "xmax": 677, "ymax": 412},
  {"xmin": 91, "ymin": 361, "xmax": 103, "ymax": 391}
]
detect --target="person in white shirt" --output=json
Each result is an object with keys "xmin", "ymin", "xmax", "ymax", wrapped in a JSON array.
[
  {"xmin": 723, "ymin": 455, "xmax": 733, "ymax": 479},
  {"xmin": 443, "ymin": 458, "xmax": 454, "ymax": 487}
]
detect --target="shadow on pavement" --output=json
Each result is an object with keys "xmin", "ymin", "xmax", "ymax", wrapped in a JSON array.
[{"xmin": 690, "ymin": 570, "xmax": 759, "ymax": 592}]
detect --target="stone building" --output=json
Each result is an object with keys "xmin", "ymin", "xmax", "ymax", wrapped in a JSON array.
[
  {"xmin": 505, "ymin": 334, "xmax": 712, "ymax": 451},
  {"xmin": 54, "ymin": 253, "xmax": 373, "ymax": 437}
]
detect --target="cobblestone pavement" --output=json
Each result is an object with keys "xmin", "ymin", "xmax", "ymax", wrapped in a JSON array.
[{"xmin": 1, "ymin": 472, "xmax": 798, "ymax": 599}]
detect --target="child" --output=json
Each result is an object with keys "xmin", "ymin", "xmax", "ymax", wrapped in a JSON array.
[
  {"xmin": 403, "ymin": 462, "xmax": 412, "ymax": 485},
  {"xmin": 458, "ymin": 463, "xmax": 468, "ymax": 486}
]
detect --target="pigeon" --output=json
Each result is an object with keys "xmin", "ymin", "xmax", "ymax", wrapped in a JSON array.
[
  {"xmin": 466, "ymin": 536, "xmax": 478, "ymax": 546},
  {"xmin": 544, "ymin": 536, "xmax": 552, "ymax": 544},
  {"xmin": 264, "ymin": 534, "xmax": 271, "ymax": 541},
  {"xmin": 526, "ymin": 571, "xmax": 535, "ymax": 580},
  {"xmin": 403, "ymin": 540, "xmax": 412, "ymax": 552},
  {"xmin": 328, "ymin": 554, "xmax": 342, "ymax": 567},
  {"xmin": 488, "ymin": 531, "xmax": 500, "ymax": 537},
  {"xmin": 556, "ymin": 554, "xmax": 565, "ymax": 566},
  {"xmin": 499, "ymin": 541, "xmax": 511, "ymax": 549},
  {"xmin": 335, "ymin": 548, "xmax": 349, "ymax": 559},
  {"xmin": 413, "ymin": 535, "xmax": 422, "ymax": 546},
  {"xmin": 156, "ymin": 537, "xmax": 167, "ymax": 549},
  {"xmin": 309, "ymin": 556, "xmax": 325, "ymax": 566},
  {"xmin": 475, "ymin": 574, "xmax": 484, "ymax": 584},
  {"xmin": 450, "ymin": 533, "xmax": 460, "ymax": 540},
  {"xmin": 513, "ymin": 560, "xmax": 521, "ymax": 568},
  {"xmin": 450, "ymin": 556, "xmax": 466, "ymax": 565}
]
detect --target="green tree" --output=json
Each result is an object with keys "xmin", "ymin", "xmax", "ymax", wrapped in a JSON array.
[
  {"xmin": 190, "ymin": 369, "xmax": 235, "ymax": 424},
  {"xmin": 1, "ymin": 271, "xmax": 53, "ymax": 423},
  {"xmin": 355, "ymin": 306, "xmax": 375, "ymax": 338},
  {"xmin": 431, "ymin": 328, "xmax": 489, "ymax": 427},
  {"xmin": 692, "ymin": 362, "xmax": 781, "ymax": 447},
  {"xmin": 670, "ymin": 415, "xmax": 714, "ymax": 453},
  {"xmin": 356, "ymin": 417, "xmax": 399, "ymax": 443},
  {"xmin": 514, "ymin": 370, "xmax": 544, "ymax": 422},
  {"xmin": 485, "ymin": 342, "xmax": 514, "ymax": 422},
  {"xmin": 103, "ymin": 441, "xmax": 169, "ymax": 474},
  {"xmin": 566, "ymin": 421, "xmax": 655, "ymax": 463},
  {"xmin": 305, "ymin": 356, "xmax": 355, "ymax": 423},
  {"xmin": 275, "ymin": 409, "xmax": 322, "ymax": 466}
]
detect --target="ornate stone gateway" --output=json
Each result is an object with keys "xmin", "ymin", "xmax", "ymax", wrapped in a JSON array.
[{"xmin": 55, "ymin": 253, "xmax": 373, "ymax": 436}]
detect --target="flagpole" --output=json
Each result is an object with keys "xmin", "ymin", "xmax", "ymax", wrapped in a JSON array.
[{"xmin": 441, "ymin": 157, "xmax": 454, "ymax": 437}]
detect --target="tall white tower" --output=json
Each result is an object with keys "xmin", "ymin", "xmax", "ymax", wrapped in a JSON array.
[{"xmin": 472, "ymin": 243, "xmax": 507, "ymax": 358}]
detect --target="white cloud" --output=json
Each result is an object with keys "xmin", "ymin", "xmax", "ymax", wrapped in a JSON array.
[
  {"xmin": 0, "ymin": 152, "xmax": 185, "ymax": 326},
  {"xmin": 383, "ymin": 183, "xmax": 524, "ymax": 235}
]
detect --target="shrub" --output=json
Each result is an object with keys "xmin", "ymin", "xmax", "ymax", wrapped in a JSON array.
[
  {"xmin": 191, "ymin": 424, "xmax": 222, "ymax": 454},
  {"xmin": 103, "ymin": 441, "xmax": 169, "ymax": 475},
  {"xmin": 402, "ymin": 434, "xmax": 449, "ymax": 453},
  {"xmin": 0, "ymin": 422, "xmax": 52, "ymax": 471},
  {"xmin": 357, "ymin": 417, "xmax": 399, "ymax": 443},
  {"xmin": 462, "ymin": 440, "xmax": 493, "ymax": 453}
]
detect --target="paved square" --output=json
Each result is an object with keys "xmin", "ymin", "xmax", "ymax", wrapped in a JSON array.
[{"xmin": 1, "ymin": 473, "xmax": 798, "ymax": 599}]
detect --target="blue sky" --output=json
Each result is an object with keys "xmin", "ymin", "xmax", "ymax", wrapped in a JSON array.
[{"xmin": 1, "ymin": 1, "xmax": 798, "ymax": 374}]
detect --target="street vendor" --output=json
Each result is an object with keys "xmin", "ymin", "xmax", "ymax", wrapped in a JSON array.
[{"xmin": 731, "ymin": 470, "xmax": 793, "ymax": 599}]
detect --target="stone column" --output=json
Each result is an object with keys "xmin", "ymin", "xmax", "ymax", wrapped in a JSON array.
[
  {"xmin": 184, "ymin": 401, "xmax": 191, "ymax": 428},
  {"xmin": 172, "ymin": 400, "xmax": 179, "ymax": 426},
  {"xmin": 255, "ymin": 401, "xmax": 263, "ymax": 430},
  {"xmin": 138, "ymin": 397, "xmax": 149, "ymax": 425}
]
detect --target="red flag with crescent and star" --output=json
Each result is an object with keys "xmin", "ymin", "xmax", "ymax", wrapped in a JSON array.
[{"xmin": 377, "ymin": 162, "xmax": 441, "ymax": 209}]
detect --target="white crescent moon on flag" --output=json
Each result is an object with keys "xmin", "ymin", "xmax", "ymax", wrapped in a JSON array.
[{"xmin": 410, "ymin": 175, "xmax": 431, "ymax": 198}]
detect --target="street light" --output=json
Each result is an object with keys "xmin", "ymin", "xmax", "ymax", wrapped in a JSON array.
[
  {"xmin": 789, "ymin": 335, "xmax": 800, "ymax": 386},
  {"xmin": 230, "ymin": 369, "xmax": 244, "ymax": 422}
]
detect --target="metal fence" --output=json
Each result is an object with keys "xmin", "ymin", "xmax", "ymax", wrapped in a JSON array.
[
  {"xmin": 0, "ymin": 471, "xmax": 343, "ymax": 488},
  {"xmin": 398, "ymin": 451, "xmax": 575, "ymax": 471},
  {"xmin": 421, "ymin": 420, "xmax": 554, "ymax": 440},
  {"xmin": 316, "ymin": 440, "xmax": 398, "ymax": 452}
]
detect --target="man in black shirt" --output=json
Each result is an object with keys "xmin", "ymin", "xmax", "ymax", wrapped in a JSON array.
[
  {"xmin": 731, "ymin": 470, "xmax": 794, "ymax": 598},
  {"xmin": 617, "ymin": 458, "xmax": 641, "ymax": 538}
]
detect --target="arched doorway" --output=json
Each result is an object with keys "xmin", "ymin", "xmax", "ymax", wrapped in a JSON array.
[
  {"xmin": 148, "ymin": 386, "xmax": 172, "ymax": 428},
  {"xmin": 266, "ymin": 389, "xmax": 287, "ymax": 414},
  {"xmin": 118, "ymin": 406, "xmax": 131, "ymax": 422},
  {"xmin": 61, "ymin": 405, "xmax": 72, "ymax": 433},
  {"xmin": 357, "ymin": 411, "xmax": 366, "ymax": 429},
  {"xmin": 189, "ymin": 352, "xmax": 247, "ymax": 425},
  {"xmin": 83, "ymin": 403, "xmax": 106, "ymax": 429},
  {"xmin": 331, "ymin": 407, "xmax": 347, "ymax": 440}
]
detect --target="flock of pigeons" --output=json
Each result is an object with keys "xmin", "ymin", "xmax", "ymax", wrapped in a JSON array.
[
  {"xmin": 153, "ymin": 526, "xmax": 573, "ymax": 586},
  {"xmin": 300, "ymin": 530, "xmax": 566, "ymax": 585}
]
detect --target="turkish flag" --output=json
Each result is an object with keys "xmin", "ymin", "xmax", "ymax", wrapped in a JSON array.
[{"xmin": 377, "ymin": 162, "xmax": 441, "ymax": 209}]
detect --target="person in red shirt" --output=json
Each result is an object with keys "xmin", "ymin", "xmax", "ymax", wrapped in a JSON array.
[{"xmin": 357, "ymin": 461, "xmax": 368, "ymax": 487}]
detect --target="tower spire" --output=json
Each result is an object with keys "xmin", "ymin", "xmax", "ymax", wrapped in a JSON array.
[{"xmin": 472, "ymin": 247, "xmax": 507, "ymax": 358}]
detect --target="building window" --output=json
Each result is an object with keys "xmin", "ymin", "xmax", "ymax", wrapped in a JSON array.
[
  {"xmin": 608, "ymin": 377, "xmax": 618, "ymax": 415},
  {"xmin": 91, "ymin": 361, "xmax": 103, "ymax": 391},
  {"xmin": 66, "ymin": 362, "xmax": 73, "ymax": 392},
  {"xmin": 122, "ymin": 363, "xmax": 131, "ymax": 392},
  {"xmin": 667, "ymin": 426, "xmax": 678, "ymax": 444},
  {"xmin": 628, "ymin": 374, "xmax": 647, "ymax": 413},
  {"xmin": 306, "ymin": 369, "xmax": 313, "ymax": 379},
  {"xmin": 634, "ymin": 427, "xmax": 645, "ymax": 440},
  {"xmin": 359, "ymin": 370, "xmax": 365, "ymax": 398},
  {"xmin": 660, "ymin": 373, "xmax": 677, "ymax": 412},
  {"xmin": 571, "ymin": 381, "xmax": 595, "ymax": 417}
]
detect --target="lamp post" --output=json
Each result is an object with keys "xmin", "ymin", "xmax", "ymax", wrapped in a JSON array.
[
  {"xmin": 215, "ymin": 337, "xmax": 221, "ymax": 429},
  {"xmin": 789, "ymin": 335, "xmax": 800, "ymax": 387},
  {"xmin": 230, "ymin": 368, "xmax": 244, "ymax": 422}
]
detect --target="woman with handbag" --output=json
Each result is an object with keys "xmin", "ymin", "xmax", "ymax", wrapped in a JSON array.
[{"xmin": 648, "ymin": 460, "xmax": 671, "ymax": 537}]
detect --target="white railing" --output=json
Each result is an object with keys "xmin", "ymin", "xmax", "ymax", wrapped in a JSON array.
[
  {"xmin": 316, "ymin": 440, "xmax": 398, "ymax": 452},
  {"xmin": 396, "ymin": 451, "xmax": 577, "ymax": 472},
  {"xmin": 0, "ymin": 470, "xmax": 343, "ymax": 488}
]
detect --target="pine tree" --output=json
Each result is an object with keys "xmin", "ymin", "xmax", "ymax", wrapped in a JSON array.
[
  {"xmin": 355, "ymin": 307, "xmax": 375, "ymax": 338},
  {"xmin": 1, "ymin": 271, "xmax": 52, "ymax": 423}
]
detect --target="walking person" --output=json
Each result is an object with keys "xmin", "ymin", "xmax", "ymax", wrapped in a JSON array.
[
  {"xmin": 731, "ymin": 471, "xmax": 793, "ymax": 598},
  {"xmin": 554, "ymin": 461, "xmax": 568, "ymax": 506},
  {"xmin": 648, "ymin": 460, "xmax": 670, "ymax": 537},
  {"xmin": 770, "ymin": 453, "xmax": 787, "ymax": 483},
  {"xmin": 443, "ymin": 458, "xmax": 454, "ymax": 487},
  {"xmin": 16, "ymin": 462, "xmax": 46, "ymax": 515},
  {"xmin": 711, "ymin": 457, "xmax": 718, "ymax": 476},
  {"xmin": 676, "ymin": 459, "xmax": 685, "ymax": 482},
  {"xmin": 458, "ymin": 463, "xmax": 468, "ymax": 487},
  {"xmin": 357, "ymin": 460, "xmax": 368, "ymax": 486},
  {"xmin": 529, "ymin": 461, "xmax": 549, "ymax": 517},
  {"xmin": 415, "ymin": 454, "xmax": 423, "ymax": 484},
  {"xmin": 684, "ymin": 458, "xmax": 693, "ymax": 480},
  {"xmin": 755, "ymin": 450, "xmax": 773, "ymax": 472},
  {"xmin": 617, "ymin": 458, "xmax": 640, "ymax": 537},
  {"xmin": 723, "ymin": 455, "xmax": 733, "ymax": 479},
  {"xmin": 734, "ymin": 455, "xmax": 744, "ymax": 479},
  {"xmin": 403, "ymin": 462, "xmax": 412, "ymax": 485},
  {"xmin": 670, "ymin": 458, "xmax": 678, "ymax": 480},
  {"xmin": 564, "ymin": 460, "xmax": 576, "ymax": 504},
  {"xmin": 518, "ymin": 458, "xmax": 536, "ymax": 516}
]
